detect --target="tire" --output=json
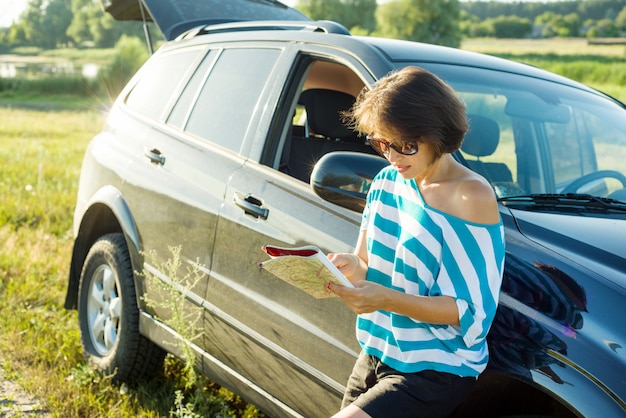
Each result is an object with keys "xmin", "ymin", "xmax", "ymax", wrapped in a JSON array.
[{"xmin": 77, "ymin": 233, "xmax": 165, "ymax": 382}]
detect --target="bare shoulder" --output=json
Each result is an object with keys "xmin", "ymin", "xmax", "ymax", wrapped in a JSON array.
[
  {"xmin": 452, "ymin": 171, "xmax": 500, "ymax": 224},
  {"xmin": 430, "ymin": 167, "xmax": 500, "ymax": 225}
]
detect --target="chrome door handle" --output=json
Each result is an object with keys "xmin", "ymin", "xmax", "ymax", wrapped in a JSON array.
[
  {"xmin": 144, "ymin": 148, "xmax": 165, "ymax": 165},
  {"xmin": 233, "ymin": 193, "xmax": 269, "ymax": 220}
]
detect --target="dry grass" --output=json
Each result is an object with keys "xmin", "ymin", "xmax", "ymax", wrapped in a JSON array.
[{"xmin": 462, "ymin": 37, "xmax": 626, "ymax": 57}]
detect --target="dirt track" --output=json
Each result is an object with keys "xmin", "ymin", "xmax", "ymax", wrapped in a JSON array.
[{"xmin": 0, "ymin": 369, "xmax": 49, "ymax": 417}]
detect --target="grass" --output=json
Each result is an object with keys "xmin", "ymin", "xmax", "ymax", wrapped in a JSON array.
[{"xmin": 0, "ymin": 103, "xmax": 265, "ymax": 417}]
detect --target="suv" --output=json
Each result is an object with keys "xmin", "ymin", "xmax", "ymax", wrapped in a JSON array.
[{"xmin": 65, "ymin": 1, "xmax": 626, "ymax": 417}]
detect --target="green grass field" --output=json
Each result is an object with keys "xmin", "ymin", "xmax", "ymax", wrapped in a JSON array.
[
  {"xmin": 0, "ymin": 105, "xmax": 264, "ymax": 417},
  {"xmin": 0, "ymin": 38, "xmax": 624, "ymax": 416}
]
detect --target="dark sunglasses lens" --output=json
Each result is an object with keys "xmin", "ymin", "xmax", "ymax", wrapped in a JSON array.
[
  {"xmin": 395, "ymin": 142, "xmax": 418, "ymax": 155},
  {"xmin": 368, "ymin": 138, "xmax": 386, "ymax": 153},
  {"xmin": 368, "ymin": 137, "xmax": 418, "ymax": 155}
]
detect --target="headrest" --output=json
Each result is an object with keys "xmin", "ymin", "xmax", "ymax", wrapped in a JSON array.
[
  {"xmin": 461, "ymin": 114, "xmax": 500, "ymax": 157},
  {"xmin": 299, "ymin": 89, "xmax": 356, "ymax": 139}
]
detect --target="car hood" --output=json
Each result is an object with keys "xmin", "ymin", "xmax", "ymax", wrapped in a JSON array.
[
  {"xmin": 100, "ymin": 0, "xmax": 310, "ymax": 40},
  {"xmin": 509, "ymin": 208, "xmax": 626, "ymax": 290}
]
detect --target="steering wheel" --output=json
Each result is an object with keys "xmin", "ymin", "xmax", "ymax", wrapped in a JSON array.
[{"xmin": 561, "ymin": 170, "xmax": 626, "ymax": 194}]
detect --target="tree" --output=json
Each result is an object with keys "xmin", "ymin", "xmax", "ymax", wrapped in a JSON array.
[
  {"xmin": 490, "ymin": 15, "xmax": 532, "ymax": 38},
  {"xmin": 7, "ymin": 22, "xmax": 27, "ymax": 46},
  {"xmin": 66, "ymin": 0, "xmax": 95, "ymax": 45},
  {"xmin": 616, "ymin": 6, "xmax": 626, "ymax": 31},
  {"xmin": 41, "ymin": 0, "xmax": 72, "ymax": 47},
  {"xmin": 11, "ymin": 0, "xmax": 73, "ymax": 49},
  {"xmin": 535, "ymin": 11, "xmax": 582, "ymax": 38},
  {"xmin": 564, "ymin": 13, "xmax": 582, "ymax": 36},
  {"xmin": 20, "ymin": 0, "xmax": 46, "ymax": 47},
  {"xmin": 296, "ymin": 0, "xmax": 344, "ymax": 22},
  {"xmin": 586, "ymin": 18, "xmax": 620, "ymax": 37},
  {"xmin": 339, "ymin": 0, "xmax": 377, "ymax": 32},
  {"xmin": 376, "ymin": 0, "xmax": 462, "ymax": 47},
  {"xmin": 296, "ymin": 0, "xmax": 377, "ymax": 32}
]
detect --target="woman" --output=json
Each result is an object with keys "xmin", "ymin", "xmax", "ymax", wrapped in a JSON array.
[{"xmin": 328, "ymin": 66, "xmax": 506, "ymax": 418}]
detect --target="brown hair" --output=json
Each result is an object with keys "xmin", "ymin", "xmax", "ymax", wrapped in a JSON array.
[{"xmin": 345, "ymin": 66, "xmax": 468, "ymax": 158}]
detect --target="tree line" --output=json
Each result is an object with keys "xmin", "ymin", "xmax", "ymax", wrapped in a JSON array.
[{"xmin": 1, "ymin": 0, "xmax": 625, "ymax": 52}]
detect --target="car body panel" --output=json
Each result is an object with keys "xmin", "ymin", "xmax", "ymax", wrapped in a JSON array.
[
  {"xmin": 492, "ymin": 210, "xmax": 626, "ymax": 415},
  {"xmin": 513, "ymin": 209, "xmax": 626, "ymax": 285},
  {"xmin": 206, "ymin": 162, "xmax": 360, "ymax": 416}
]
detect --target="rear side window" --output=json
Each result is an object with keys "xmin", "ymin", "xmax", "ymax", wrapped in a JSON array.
[
  {"xmin": 185, "ymin": 48, "xmax": 281, "ymax": 153},
  {"xmin": 125, "ymin": 48, "xmax": 202, "ymax": 120}
]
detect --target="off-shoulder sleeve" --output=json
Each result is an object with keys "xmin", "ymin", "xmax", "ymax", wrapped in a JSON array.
[{"xmin": 435, "ymin": 219, "xmax": 505, "ymax": 348}]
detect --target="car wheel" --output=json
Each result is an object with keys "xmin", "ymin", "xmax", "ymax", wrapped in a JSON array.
[{"xmin": 78, "ymin": 233, "xmax": 165, "ymax": 382}]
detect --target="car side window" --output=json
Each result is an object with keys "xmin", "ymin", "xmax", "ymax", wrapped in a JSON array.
[
  {"xmin": 455, "ymin": 93, "xmax": 523, "ymax": 197},
  {"xmin": 167, "ymin": 50, "xmax": 217, "ymax": 129},
  {"xmin": 545, "ymin": 112, "xmax": 593, "ymax": 190},
  {"xmin": 277, "ymin": 59, "xmax": 374, "ymax": 183},
  {"xmin": 185, "ymin": 48, "xmax": 281, "ymax": 153},
  {"xmin": 125, "ymin": 48, "xmax": 203, "ymax": 120}
]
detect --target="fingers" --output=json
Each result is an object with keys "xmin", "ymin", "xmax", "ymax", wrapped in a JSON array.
[
  {"xmin": 328, "ymin": 253, "xmax": 360, "ymax": 279},
  {"xmin": 328, "ymin": 281, "xmax": 367, "ymax": 314}
]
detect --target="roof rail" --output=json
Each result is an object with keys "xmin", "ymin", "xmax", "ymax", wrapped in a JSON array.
[{"xmin": 176, "ymin": 19, "xmax": 351, "ymax": 40}]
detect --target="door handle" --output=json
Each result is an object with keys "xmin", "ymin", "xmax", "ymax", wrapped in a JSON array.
[
  {"xmin": 233, "ymin": 193, "xmax": 269, "ymax": 220},
  {"xmin": 144, "ymin": 147, "xmax": 165, "ymax": 165}
]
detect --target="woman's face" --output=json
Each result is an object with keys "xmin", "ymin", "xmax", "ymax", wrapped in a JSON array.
[{"xmin": 371, "ymin": 129, "xmax": 437, "ymax": 180}]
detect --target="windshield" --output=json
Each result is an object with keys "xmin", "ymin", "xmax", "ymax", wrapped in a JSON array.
[{"xmin": 412, "ymin": 63, "xmax": 626, "ymax": 203}]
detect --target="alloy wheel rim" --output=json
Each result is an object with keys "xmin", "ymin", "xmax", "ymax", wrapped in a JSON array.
[{"xmin": 87, "ymin": 264, "xmax": 121, "ymax": 356}]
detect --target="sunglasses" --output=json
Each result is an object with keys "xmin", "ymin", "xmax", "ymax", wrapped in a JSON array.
[{"xmin": 367, "ymin": 136, "xmax": 420, "ymax": 156}]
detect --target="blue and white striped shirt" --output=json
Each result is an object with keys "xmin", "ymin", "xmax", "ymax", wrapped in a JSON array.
[{"xmin": 358, "ymin": 166, "xmax": 505, "ymax": 377}]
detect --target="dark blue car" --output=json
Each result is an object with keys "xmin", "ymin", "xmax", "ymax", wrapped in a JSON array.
[{"xmin": 65, "ymin": 1, "xmax": 626, "ymax": 416}]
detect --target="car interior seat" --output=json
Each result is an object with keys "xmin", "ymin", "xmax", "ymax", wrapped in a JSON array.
[
  {"xmin": 462, "ymin": 114, "xmax": 513, "ymax": 182},
  {"xmin": 285, "ymin": 88, "xmax": 377, "ymax": 183},
  {"xmin": 461, "ymin": 114, "xmax": 524, "ymax": 197},
  {"xmin": 298, "ymin": 88, "xmax": 360, "ymax": 141}
]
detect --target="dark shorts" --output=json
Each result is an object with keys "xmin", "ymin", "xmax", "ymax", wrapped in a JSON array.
[{"xmin": 341, "ymin": 351, "xmax": 477, "ymax": 418}]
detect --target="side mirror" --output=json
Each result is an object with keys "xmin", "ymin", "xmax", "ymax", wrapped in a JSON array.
[{"xmin": 310, "ymin": 152, "xmax": 389, "ymax": 212}]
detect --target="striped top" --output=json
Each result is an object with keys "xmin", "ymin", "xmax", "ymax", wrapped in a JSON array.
[{"xmin": 358, "ymin": 166, "xmax": 505, "ymax": 377}]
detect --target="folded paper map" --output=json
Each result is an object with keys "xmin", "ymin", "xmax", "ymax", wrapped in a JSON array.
[{"xmin": 260, "ymin": 245, "xmax": 354, "ymax": 299}]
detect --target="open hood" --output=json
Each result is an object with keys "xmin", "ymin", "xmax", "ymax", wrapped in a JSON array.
[{"xmin": 100, "ymin": 0, "xmax": 311, "ymax": 40}]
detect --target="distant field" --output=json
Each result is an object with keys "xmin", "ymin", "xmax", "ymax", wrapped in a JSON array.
[
  {"xmin": 462, "ymin": 37, "xmax": 626, "ymax": 56},
  {"xmin": 462, "ymin": 38, "xmax": 626, "ymax": 103}
]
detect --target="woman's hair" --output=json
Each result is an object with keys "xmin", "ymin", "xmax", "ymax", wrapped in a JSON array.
[{"xmin": 345, "ymin": 66, "xmax": 468, "ymax": 158}]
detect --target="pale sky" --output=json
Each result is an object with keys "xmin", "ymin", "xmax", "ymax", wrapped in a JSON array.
[{"xmin": 0, "ymin": 0, "xmax": 28, "ymax": 28}]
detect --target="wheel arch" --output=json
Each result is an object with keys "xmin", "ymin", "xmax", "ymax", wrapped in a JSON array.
[
  {"xmin": 65, "ymin": 185, "xmax": 141, "ymax": 310},
  {"xmin": 453, "ymin": 364, "xmax": 626, "ymax": 418},
  {"xmin": 451, "ymin": 370, "xmax": 579, "ymax": 417}
]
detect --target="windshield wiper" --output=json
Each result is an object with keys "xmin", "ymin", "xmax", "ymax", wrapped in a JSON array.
[{"xmin": 499, "ymin": 193, "xmax": 626, "ymax": 213}]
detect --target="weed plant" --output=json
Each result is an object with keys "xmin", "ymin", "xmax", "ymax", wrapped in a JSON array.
[{"xmin": 140, "ymin": 246, "xmax": 204, "ymax": 389}]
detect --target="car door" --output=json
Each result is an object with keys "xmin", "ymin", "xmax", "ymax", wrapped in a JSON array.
[
  {"xmin": 120, "ymin": 46, "xmax": 259, "ymax": 361},
  {"xmin": 114, "ymin": 46, "xmax": 225, "ymax": 345},
  {"xmin": 205, "ymin": 47, "xmax": 380, "ymax": 417}
]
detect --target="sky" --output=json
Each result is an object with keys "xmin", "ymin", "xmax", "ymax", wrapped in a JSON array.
[
  {"xmin": 1, "ymin": 0, "xmax": 28, "ymax": 28},
  {"xmin": 0, "ymin": 0, "xmax": 557, "ymax": 29}
]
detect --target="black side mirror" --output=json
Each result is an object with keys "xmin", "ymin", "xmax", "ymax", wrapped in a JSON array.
[{"xmin": 310, "ymin": 152, "xmax": 389, "ymax": 212}]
